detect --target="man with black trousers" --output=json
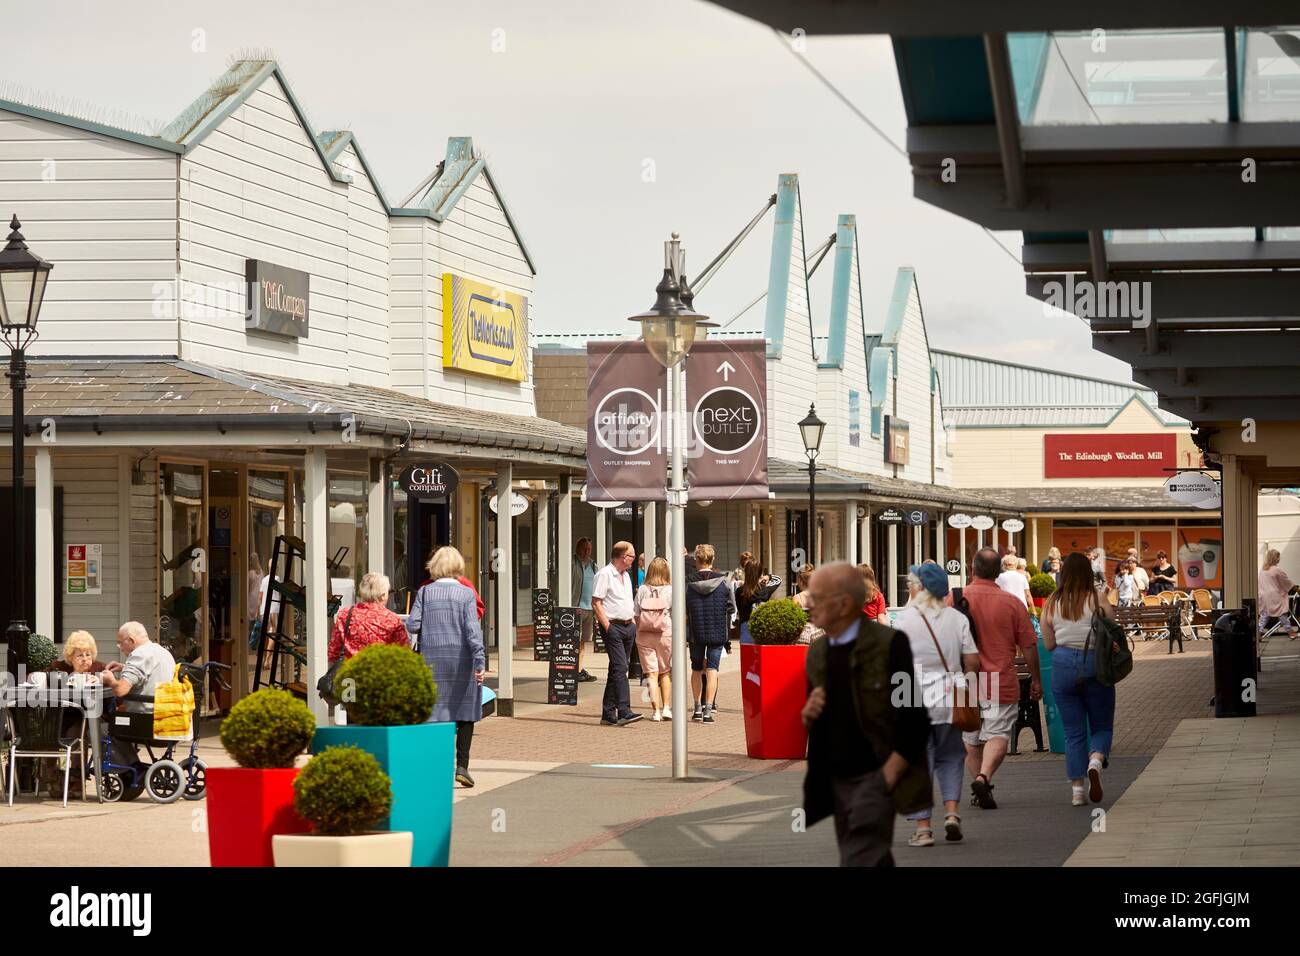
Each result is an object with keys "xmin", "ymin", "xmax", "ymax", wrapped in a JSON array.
[{"xmin": 592, "ymin": 540, "xmax": 642, "ymax": 726}]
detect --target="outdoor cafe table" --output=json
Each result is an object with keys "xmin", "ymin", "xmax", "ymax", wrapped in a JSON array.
[{"xmin": 1, "ymin": 681, "xmax": 110, "ymax": 804}]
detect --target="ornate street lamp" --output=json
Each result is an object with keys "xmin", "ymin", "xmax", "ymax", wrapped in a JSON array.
[
  {"xmin": 799, "ymin": 404, "xmax": 825, "ymax": 569},
  {"xmin": 0, "ymin": 216, "xmax": 52, "ymax": 680},
  {"xmin": 629, "ymin": 234, "xmax": 715, "ymax": 781}
]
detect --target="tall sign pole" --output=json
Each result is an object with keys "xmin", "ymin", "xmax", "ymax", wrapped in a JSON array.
[{"xmin": 669, "ymin": 354, "xmax": 688, "ymax": 779}]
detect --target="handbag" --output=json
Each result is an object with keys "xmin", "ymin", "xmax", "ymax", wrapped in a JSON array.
[
  {"xmin": 152, "ymin": 664, "xmax": 195, "ymax": 739},
  {"xmin": 318, "ymin": 606, "xmax": 354, "ymax": 705},
  {"xmin": 920, "ymin": 612, "xmax": 980, "ymax": 732},
  {"xmin": 1083, "ymin": 607, "xmax": 1133, "ymax": 687}
]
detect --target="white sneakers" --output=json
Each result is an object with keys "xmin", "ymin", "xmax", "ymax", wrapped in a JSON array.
[
  {"xmin": 1088, "ymin": 757, "xmax": 1104, "ymax": 803},
  {"xmin": 1071, "ymin": 786, "xmax": 1087, "ymax": 807},
  {"xmin": 662, "ymin": 706, "xmax": 673, "ymax": 720},
  {"xmin": 650, "ymin": 710, "xmax": 663, "ymax": 721}
]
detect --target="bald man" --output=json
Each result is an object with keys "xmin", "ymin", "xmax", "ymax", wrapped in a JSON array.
[{"xmin": 800, "ymin": 562, "xmax": 931, "ymax": 866}]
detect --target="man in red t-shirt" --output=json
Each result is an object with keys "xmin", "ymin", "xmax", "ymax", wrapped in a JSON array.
[{"xmin": 961, "ymin": 548, "xmax": 1041, "ymax": 810}]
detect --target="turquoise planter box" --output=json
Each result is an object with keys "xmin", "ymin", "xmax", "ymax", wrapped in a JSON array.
[
  {"xmin": 313, "ymin": 722, "xmax": 454, "ymax": 867},
  {"xmin": 1037, "ymin": 635, "xmax": 1067, "ymax": 754}
]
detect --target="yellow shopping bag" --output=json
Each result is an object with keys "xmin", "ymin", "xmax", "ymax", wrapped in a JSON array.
[{"xmin": 152, "ymin": 664, "xmax": 195, "ymax": 739}]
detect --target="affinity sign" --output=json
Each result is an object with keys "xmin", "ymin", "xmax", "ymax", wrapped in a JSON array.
[
  {"xmin": 442, "ymin": 274, "xmax": 528, "ymax": 382},
  {"xmin": 1044, "ymin": 433, "xmax": 1176, "ymax": 479},
  {"xmin": 586, "ymin": 341, "xmax": 666, "ymax": 502}
]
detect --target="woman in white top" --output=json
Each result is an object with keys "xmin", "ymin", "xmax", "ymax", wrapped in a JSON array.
[
  {"xmin": 894, "ymin": 563, "xmax": 979, "ymax": 847},
  {"xmin": 1041, "ymin": 552, "xmax": 1118, "ymax": 807}
]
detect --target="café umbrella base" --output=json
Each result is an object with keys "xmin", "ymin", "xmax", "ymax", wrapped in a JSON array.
[
  {"xmin": 312, "ymin": 722, "xmax": 454, "ymax": 867},
  {"xmin": 740, "ymin": 643, "xmax": 810, "ymax": 759},
  {"xmin": 205, "ymin": 767, "xmax": 310, "ymax": 867}
]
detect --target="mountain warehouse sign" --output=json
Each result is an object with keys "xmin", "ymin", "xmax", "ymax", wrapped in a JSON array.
[{"xmin": 245, "ymin": 259, "xmax": 309, "ymax": 338}]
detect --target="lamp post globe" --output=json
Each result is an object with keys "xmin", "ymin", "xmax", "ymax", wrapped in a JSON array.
[
  {"xmin": 0, "ymin": 216, "xmax": 52, "ymax": 680},
  {"xmin": 799, "ymin": 404, "xmax": 824, "ymax": 571},
  {"xmin": 628, "ymin": 272, "xmax": 715, "ymax": 369}
]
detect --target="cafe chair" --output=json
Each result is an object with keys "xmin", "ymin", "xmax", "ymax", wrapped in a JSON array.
[
  {"xmin": 1157, "ymin": 591, "xmax": 1176, "ymax": 605},
  {"xmin": 5, "ymin": 701, "xmax": 88, "ymax": 809},
  {"xmin": 1142, "ymin": 595, "xmax": 1163, "ymax": 607},
  {"xmin": 1190, "ymin": 589, "xmax": 1215, "ymax": 638}
]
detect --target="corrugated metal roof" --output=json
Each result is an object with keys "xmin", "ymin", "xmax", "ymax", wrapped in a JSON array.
[
  {"xmin": 933, "ymin": 348, "xmax": 1185, "ymax": 427},
  {"xmin": 532, "ymin": 329, "xmax": 767, "ymax": 353}
]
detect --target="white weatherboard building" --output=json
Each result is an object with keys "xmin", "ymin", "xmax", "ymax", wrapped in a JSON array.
[{"xmin": 0, "ymin": 59, "xmax": 581, "ymax": 718}]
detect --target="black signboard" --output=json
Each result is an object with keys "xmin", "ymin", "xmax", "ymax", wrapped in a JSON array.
[
  {"xmin": 246, "ymin": 259, "xmax": 309, "ymax": 338},
  {"xmin": 876, "ymin": 507, "xmax": 905, "ymax": 524},
  {"xmin": 904, "ymin": 509, "xmax": 930, "ymax": 526},
  {"xmin": 532, "ymin": 588, "xmax": 552, "ymax": 661},
  {"xmin": 548, "ymin": 606, "xmax": 582, "ymax": 705},
  {"xmin": 593, "ymin": 616, "xmax": 606, "ymax": 654},
  {"xmin": 398, "ymin": 462, "xmax": 459, "ymax": 499}
]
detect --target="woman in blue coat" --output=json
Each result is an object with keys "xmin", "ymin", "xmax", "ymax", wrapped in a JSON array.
[{"xmin": 407, "ymin": 546, "xmax": 485, "ymax": 789}]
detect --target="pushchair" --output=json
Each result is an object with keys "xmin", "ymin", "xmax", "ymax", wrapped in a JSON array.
[{"xmin": 89, "ymin": 661, "xmax": 230, "ymax": 804}]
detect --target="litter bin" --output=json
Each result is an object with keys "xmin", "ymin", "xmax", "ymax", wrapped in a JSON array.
[
  {"xmin": 1211, "ymin": 609, "xmax": 1257, "ymax": 718},
  {"xmin": 1035, "ymin": 627, "xmax": 1067, "ymax": 754}
]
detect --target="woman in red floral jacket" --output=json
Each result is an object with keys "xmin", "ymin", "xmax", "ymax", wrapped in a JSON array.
[{"xmin": 328, "ymin": 572, "xmax": 411, "ymax": 662}]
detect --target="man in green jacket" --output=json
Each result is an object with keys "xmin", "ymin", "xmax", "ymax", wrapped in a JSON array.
[{"xmin": 801, "ymin": 562, "xmax": 932, "ymax": 866}]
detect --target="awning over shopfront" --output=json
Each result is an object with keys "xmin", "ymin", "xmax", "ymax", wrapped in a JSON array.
[{"xmin": 766, "ymin": 458, "xmax": 1011, "ymax": 513}]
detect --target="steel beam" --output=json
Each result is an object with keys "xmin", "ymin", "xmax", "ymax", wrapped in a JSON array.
[
  {"xmin": 1092, "ymin": 330, "xmax": 1300, "ymax": 368},
  {"xmin": 1132, "ymin": 366, "xmax": 1300, "ymax": 398},
  {"xmin": 983, "ymin": 33, "xmax": 1026, "ymax": 209}
]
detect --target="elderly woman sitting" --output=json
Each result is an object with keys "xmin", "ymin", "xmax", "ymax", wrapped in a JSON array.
[
  {"xmin": 328, "ymin": 572, "xmax": 410, "ymax": 663},
  {"xmin": 46, "ymin": 630, "xmax": 108, "ymax": 684}
]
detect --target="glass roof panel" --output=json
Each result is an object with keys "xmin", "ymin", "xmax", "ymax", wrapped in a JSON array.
[
  {"xmin": 1017, "ymin": 29, "xmax": 1228, "ymax": 125},
  {"xmin": 1241, "ymin": 28, "xmax": 1300, "ymax": 121},
  {"xmin": 1108, "ymin": 228, "xmax": 1257, "ymax": 243}
]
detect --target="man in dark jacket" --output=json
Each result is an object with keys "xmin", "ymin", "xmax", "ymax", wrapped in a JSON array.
[
  {"xmin": 684, "ymin": 543, "xmax": 735, "ymax": 723},
  {"xmin": 801, "ymin": 562, "xmax": 931, "ymax": 866}
]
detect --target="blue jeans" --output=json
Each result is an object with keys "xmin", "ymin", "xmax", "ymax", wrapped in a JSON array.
[
  {"xmin": 690, "ymin": 642, "xmax": 723, "ymax": 671},
  {"xmin": 1051, "ymin": 645, "xmax": 1116, "ymax": 780},
  {"xmin": 905, "ymin": 723, "xmax": 966, "ymax": 821}
]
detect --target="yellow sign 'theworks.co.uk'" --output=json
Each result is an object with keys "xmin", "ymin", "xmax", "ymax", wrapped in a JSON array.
[{"xmin": 442, "ymin": 273, "xmax": 528, "ymax": 382}]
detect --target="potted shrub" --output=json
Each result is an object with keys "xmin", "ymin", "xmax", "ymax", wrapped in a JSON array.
[
  {"xmin": 312, "ymin": 644, "xmax": 453, "ymax": 867},
  {"xmin": 740, "ymin": 598, "xmax": 811, "ymax": 759},
  {"xmin": 272, "ymin": 746, "xmax": 411, "ymax": 867},
  {"xmin": 207, "ymin": 688, "xmax": 315, "ymax": 866},
  {"xmin": 1029, "ymin": 572, "xmax": 1057, "ymax": 608},
  {"xmin": 27, "ymin": 634, "xmax": 57, "ymax": 674}
]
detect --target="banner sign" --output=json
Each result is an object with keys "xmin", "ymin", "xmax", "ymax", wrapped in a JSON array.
[
  {"xmin": 1044, "ymin": 433, "xmax": 1177, "ymax": 479},
  {"xmin": 686, "ymin": 339, "xmax": 768, "ymax": 500},
  {"xmin": 548, "ymin": 606, "xmax": 582, "ymax": 705},
  {"xmin": 245, "ymin": 259, "xmax": 309, "ymax": 338},
  {"xmin": 586, "ymin": 341, "xmax": 666, "ymax": 502},
  {"xmin": 884, "ymin": 415, "xmax": 910, "ymax": 465},
  {"xmin": 1002, "ymin": 518, "xmax": 1025, "ymax": 533},
  {"xmin": 903, "ymin": 509, "xmax": 929, "ymax": 526},
  {"xmin": 442, "ymin": 273, "xmax": 528, "ymax": 382},
  {"xmin": 532, "ymin": 588, "xmax": 552, "ymax": 661},
  {"xmin": 876, "ymin": 508, "xmax": 905, "ymax": 524},
  {"xmin": 398, "ymin": 462, "xmax": 459, "ymax": 499}
]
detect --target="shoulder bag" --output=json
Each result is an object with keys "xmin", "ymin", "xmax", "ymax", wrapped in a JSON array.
[
  {"xmin": 920, "ymin": 611, "xmax": 981, "ymax": 732},
  {"xmin": 1081, "ymin": 599, "xmax": 1133, "ymax": 687},
  {"xmin": 318, "ymin": 606, "xmax": 354, "ymax": 705}
]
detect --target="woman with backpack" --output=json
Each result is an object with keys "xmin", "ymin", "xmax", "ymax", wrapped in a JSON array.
[
  {"xmin": 1040, "ymin": 551, "xmax": 1118, "ymax": 806},
  {"xmin": 634, "ymin": 556, "xmax": 674, "ymax": 721}
]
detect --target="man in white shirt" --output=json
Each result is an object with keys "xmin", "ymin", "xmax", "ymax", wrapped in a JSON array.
[
  {"xmin": 995, "ymin": 555, "xmax": 1031, "ymax": 607},
  {"xmin": 1126, "ymin": 548, "xmax": 1149, "ymax": 595},
  {"xmin": 592, "ymin": 540, "xmax": 642, "ymax": 726}
]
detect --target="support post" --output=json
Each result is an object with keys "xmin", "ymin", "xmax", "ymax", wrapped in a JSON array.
[
  {"xmin": 644, "ymin": 501, "xmax": 657, "ymax": 561},
  {"xmin": 669, "ymin": 361, "xmax": 688, "ymax": 780},
  {"xmin": 887, "ymin": 523, "xmax": 899, "ymax": 607},
  {"xmin": 368, "ymin": 457, "xmax": 385, "ymax": 583},
  {"xmin": 557, "ymin": 476, "xmax": 573, "ymax": 606},
  {"xmin": 496, "ymin": 464, "xmax": 514, "ymax": 716},
  {"xmin": 845, "ymin": 500, "xmax": 858, "ymax": 565},
  {"xmin": 303, "ymin": 448, "xmax": 329, "ymax": 724},
  {"xmin": 537, "ymin": 491, "xmax": 549, "ymax": 590},
  {"xmin": 34, "ymin": 446, "xmax": 53, "ymax": 642}
]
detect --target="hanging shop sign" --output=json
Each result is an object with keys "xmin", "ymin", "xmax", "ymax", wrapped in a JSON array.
[
  {"xmin": 586, "ymin": 340, "xmax": 666, "ymax": 502},
  {"xmin": 489, "ymin": 492, "xmax": 529, "ymax": 517},
  {"xmin": 1044, "ymin": 433, "xmax": 1176, "ymax": 479},
  {"xmin": 947, "ymin": 513, "xmax": 972, "ymax": 529},
  {"xmin": 904, "ymin": 509, "xmax": 929, "ymax": 526},
  {"xmin": 1163, "ymin": 472, "xmax": 1221, "ymax": 509},
  {"xmin": 1002, "ymin": 518, "xmax": 1025, "ymax": 533},
  {"xmin": 532, "ymin": 588, "xmax": 553, "ymax": 662},
  {"xmin": 686, "ymin": 339, "xmax": 768, "ymax": 500},
  {"xmin": 65, "ymin": 544, "xmax": 102, "ymax": 595},
  {"xmin": 945, "ymin": 559, "xmax": 962, "ymax": 575},
  {"xmin": 245, "ymin": 259, "xmax": 309, "ymax": 338},
  {"xmin": 883, "ymin": 415, "xmax": 910, "ymax": 466},
  {"xmin": 876, "ymin": 508, "xmax": 906, "ymax": 524},
  {"xmin": 398, "ymin": 462, "xmax": 460, "ymax": 499},
  {"xmin": 548, "ymin": 606, "xmax": 582, "ymax": 706},
  {"xmin": 442, "ymin": 273, "xmax": 528, "ymax": 382},
  {"xmin": 970, "ymin": 515, "xmax": 995, "ymax": 531}
]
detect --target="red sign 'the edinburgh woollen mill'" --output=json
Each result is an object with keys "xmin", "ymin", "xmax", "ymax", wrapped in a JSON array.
[{"xmin": 1043, "ymin": 433, "xmax": 1177, "ymax": 479}]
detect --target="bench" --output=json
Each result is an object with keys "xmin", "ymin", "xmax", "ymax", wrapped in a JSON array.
[{"xmin": 1114, "ymin": 603, "xmax": 1184, "ymax": 651}]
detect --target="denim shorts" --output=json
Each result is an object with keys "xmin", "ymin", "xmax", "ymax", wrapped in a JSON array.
[{"xmin": 690, "ymin": 643, "xmax": 723, "ymax": 671}]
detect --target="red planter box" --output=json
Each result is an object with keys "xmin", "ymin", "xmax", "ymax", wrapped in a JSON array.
[
  {"xmin": 206, "ymin": 767, "xmax": 310, "ymax": 867},
  {"xmin": 740, "ymin": 643, "xmax": 810, "ymax": 760},
  {"xmin": 1032, "ymin": 597, "xmax": 1046, "ymax": 608}
]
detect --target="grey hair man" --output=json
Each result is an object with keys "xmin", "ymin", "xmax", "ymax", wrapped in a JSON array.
[{"xmin": 100, "ymin": 622, "xmax": 178, "ymax": 766}]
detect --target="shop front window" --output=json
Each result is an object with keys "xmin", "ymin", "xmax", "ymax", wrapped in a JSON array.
[
  {"xmin": 158, "ymin": 463, "xmax": 205, "ymax": 664},
  {"xmin": 328, "ymin": 474, "xmax": 368, "ymax": 606},
  {"xmin": 247, "ymin": 469, "xmax": 291, "ymax": 695}
]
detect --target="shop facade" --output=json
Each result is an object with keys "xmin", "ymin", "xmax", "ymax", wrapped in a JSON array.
[{"xmin": 0, "ymin": 59, "xmax": 583, "ymax": 718}]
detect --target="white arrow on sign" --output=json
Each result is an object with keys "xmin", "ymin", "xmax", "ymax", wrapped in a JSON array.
[{"xmin": 716, "ymin": 360, "xmax": 735, "ymax": 381}]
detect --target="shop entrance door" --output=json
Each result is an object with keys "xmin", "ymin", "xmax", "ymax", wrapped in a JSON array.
[
  {"xmin": 407, "ymin": 495, "xmax": 450, "ymax": 604},
  {"xmin": 206, "ymin": 467, "xmax": 240, "ymax": 713},
  {"xmin": 243, "ymin": 468, "xmax": 296, "ymax": 700}
]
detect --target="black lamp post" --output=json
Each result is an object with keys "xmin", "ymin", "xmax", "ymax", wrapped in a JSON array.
[
  {"xmin": 798, "ymin": 403, "xmax": 825, "ymax": 567},
  {"xmin": 0, "ymin": 216, "xmax": 52, "ymax": 680}
]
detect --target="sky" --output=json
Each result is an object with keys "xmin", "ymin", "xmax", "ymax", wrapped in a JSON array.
[{"xmin": 5, "ymin": 0, "xmax": 1138, "ymax": 383}]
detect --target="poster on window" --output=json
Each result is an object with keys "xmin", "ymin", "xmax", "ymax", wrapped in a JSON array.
[{"xmin": 66, "ymin": 544, "xmax": 102, "ymax": 595}]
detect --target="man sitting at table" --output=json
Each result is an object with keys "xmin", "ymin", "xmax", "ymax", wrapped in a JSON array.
[{"xmin": 99, "ymin": 622, "xmax": 176, "ymax": 765}]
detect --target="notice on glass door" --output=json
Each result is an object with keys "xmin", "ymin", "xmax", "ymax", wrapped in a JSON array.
[{"xmin": 66, "ymin": 544, "xmax": 103, "ymax": 595}]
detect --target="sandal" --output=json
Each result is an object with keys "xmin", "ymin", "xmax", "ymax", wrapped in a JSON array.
[
  {"xmin": 944, "ymin": 814, "xmax": 963, "ymax": 842},
  {"xmin": 971, "ymin": 774, "xmax": 998, "ymax": 809},
  {"xmin": 908, "ymin": 828, "xmax": 935, "ymax": 847}
]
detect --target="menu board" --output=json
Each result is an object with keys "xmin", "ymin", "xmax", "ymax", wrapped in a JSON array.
[
  {"xmin": 594, "ymin": 616, "xmax": 606, "ymax": 654},
  {"xmin": 532, "ymin": 588, "xmax": 553, "ymax": 661},
  {"xmin": 548, "ymin": 606, "xmax": 582, "ymax": 706}
]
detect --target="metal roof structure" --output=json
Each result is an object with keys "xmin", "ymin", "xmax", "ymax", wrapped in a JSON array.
[{"xmin": 709, "ymin": 2, "xmax": 1300, "ymax": 424}]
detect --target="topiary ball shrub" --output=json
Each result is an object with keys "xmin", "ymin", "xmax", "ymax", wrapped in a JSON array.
[
  {"xmin": 219, "ymin": 688, "xmax": 316, "ymax": 769},
  {"xmin": 1029, "ymin": 573, "xmax": 1058, "ymax": 599},
  {"xmin": 748, "ymin": 598, "xmax": 809, "ymax": 646},
  {"xmin": 335, "ymin": 643, "xmax": 436, "ymax": 726},
  {"xmin": 27, "ymin": 634, "xmax": 57, "ymax": 673},
  {"xmin": 294, "ymin": 745, "xmax": 392, "ymax": 836},
  {"xmin": 1026, "ymin": 563, "xmax": 1040, "ymax": 578}
]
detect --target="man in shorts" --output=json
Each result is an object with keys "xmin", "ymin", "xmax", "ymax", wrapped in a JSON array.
[{"xmin": 961, "ymin": 549, "xmax": 1041, "ymax": 809}]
